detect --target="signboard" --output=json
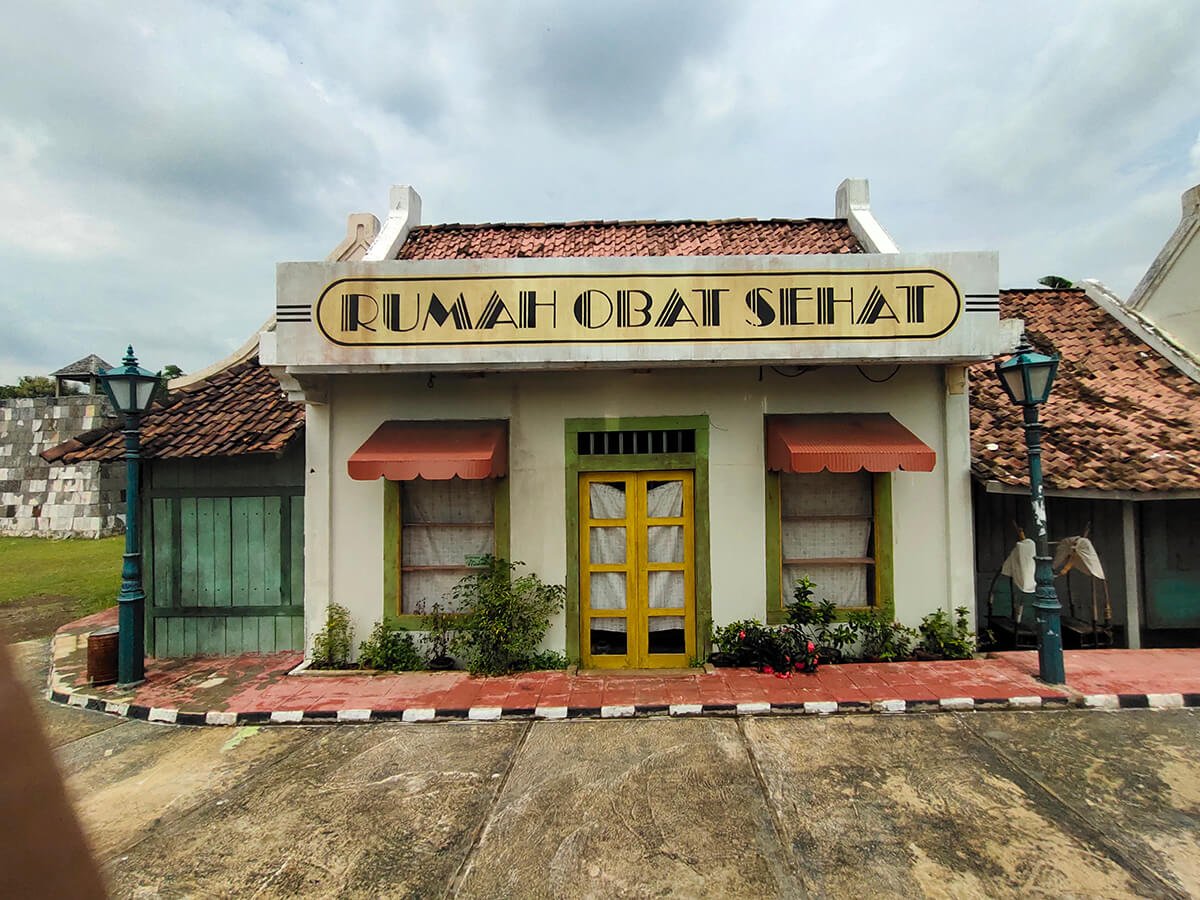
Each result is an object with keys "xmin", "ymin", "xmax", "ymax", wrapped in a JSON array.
[{"xmin": 311, "ymin": 269, "xmax": 961, "ymax": 347}]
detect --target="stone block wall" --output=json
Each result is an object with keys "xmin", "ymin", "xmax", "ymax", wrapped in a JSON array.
[{"xmin": 0, "ymin": 396, "xmax": 125, "ymax": 537}]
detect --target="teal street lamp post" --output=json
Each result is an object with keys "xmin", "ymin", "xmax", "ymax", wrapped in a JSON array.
[
  {"xmin": 995, "ymin": 333, "xmax": 1066, "ymax": 684},
  {"xmin": 99, "ymin": 346, "xmax": 159, "ymax": 686}
]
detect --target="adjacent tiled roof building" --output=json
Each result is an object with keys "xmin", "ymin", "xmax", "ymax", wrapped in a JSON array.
[
  {"xmin": 42, "ymin": 357, "xmax": 302, "ymax": 464},
  {"xmin": 970, "ymin": 288, "xmax": 1200, "ymax": 493},
  {"xmin": 396, "ymin": 218, "xmax": 863, "ymax": 259}
]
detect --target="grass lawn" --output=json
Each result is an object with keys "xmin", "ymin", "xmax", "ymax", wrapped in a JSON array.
[{"xmin": 0, "ymin": 535, "xmax": 123, "ymax": 618}]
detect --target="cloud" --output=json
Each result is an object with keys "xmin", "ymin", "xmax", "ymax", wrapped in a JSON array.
[{"xmin": 1, "ymin": 0, "xmax": 1198, "ymax": 384}]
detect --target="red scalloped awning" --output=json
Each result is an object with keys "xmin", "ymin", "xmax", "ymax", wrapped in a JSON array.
[
  {"xmin": 347, "ymin": 421, "xmax": 508, "ymax": 481},
  {"xmin": 766, "ymin": 414, "xmax": 936, "ymax": 474}
]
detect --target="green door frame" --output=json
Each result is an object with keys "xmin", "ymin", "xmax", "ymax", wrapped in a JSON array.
[{"xmin": 564, "ymin": 415, "xmax": 711, "ymax": 663}]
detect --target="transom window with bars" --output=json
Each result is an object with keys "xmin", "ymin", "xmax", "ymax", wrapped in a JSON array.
[
  {"xmin": 396, "ymin": 478, "xmax": 496, "ymax": 614},
  {"xmin": 577, "ymin": 429, "xmax": 695, "ymax": 456},
  {"xmin": 780, "ymin": 470, "xmax": 876, "ymax": 608}
]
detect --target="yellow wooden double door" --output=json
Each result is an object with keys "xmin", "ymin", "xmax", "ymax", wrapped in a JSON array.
[{"xmin": 580, "ymin": 471, "xmax": 695, "ymax": 668}]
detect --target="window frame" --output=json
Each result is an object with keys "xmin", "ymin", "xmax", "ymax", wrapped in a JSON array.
[
  {"xmin": 764, "ymin": 469, "xmax": 894, "ymax": 625},
  {"xmin": 383, "ymin": 476, "xmax": 510, "ymax": 629}
]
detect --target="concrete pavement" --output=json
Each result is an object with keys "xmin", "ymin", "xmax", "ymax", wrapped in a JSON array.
[{"xmin": 12, "ymin": 639, "xmax": 1200, "ymax": 898}]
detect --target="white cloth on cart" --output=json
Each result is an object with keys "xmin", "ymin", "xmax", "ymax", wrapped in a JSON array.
[{"xmin": 1001, "ymin": 538, "xmax": 1036, "ymax": 593}]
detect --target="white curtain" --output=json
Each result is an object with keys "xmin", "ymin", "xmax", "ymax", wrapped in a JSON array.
[
  {"xmin": 781, "ymin": 471, "xmax": 871, "ymax": 516},
  {"xmin": 590, "ymin": 571, "xmax": 627, "ymax": 632},
  {"xmin": 589, "ymin": 526, "xmax": 626, "ymax": 564},
  {"xmin": 400, "ymin": 477, "xmax": 494, "ymax": 613},
  {"xmin": 646, "ymin": 480, "xmax": 682, "ymax": 518},
  {"xmin": 403, "ymin": 478, "xmax": 494, "ymax": 523},
  {"xmin": 589, "ymin": 482, "xmax": 626, "ymax": 519},
  {"xmin": 784, "ymin": 564, "xmax": 869, "ymax": 608},
  {"xmin": 780, "ymin": 471, "xmax": 872, "ymax": 608},
  {"xmin": 648, "ymin": 525, "xmax": 683, "ymax": 563},
  {"xmin": 782, "ymin": 521, "xmax": 870, "ymax": 559}
]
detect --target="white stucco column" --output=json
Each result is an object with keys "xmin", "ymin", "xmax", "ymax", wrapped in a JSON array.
[
  {"xmin": 943, "ymin": 364, "xmax": 976, "ymax": 625},
  {"xmin": 303, "ymin": 396, "xmax": 333, "ymax": 654},
  {"xmin": 1122, "ymin": 500, "xmax": 1142, "ymax": 648}
]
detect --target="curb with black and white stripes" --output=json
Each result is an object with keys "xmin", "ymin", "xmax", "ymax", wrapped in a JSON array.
[{"xmin": 46, "ymin": 689, "xmax": 1200, "ymax": 726}]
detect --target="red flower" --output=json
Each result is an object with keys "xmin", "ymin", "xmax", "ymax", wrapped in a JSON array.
[
  {"xmin": 738, "ymin": 630, "xmax": 746, "ymax": 640},
  {"xmin": 762, "ymin": 665, "xmax": 774, "ymax": 674},
  {"xmin": 807, "ymin": 641, "xmax": 815, "ymax": 653}
]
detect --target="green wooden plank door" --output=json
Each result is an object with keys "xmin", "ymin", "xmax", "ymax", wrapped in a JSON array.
[
  {"xmin": 213, "ymin": 498, "xmax": 232, "ymax": 607},
  {"xmin": 180, "ymin": 498, "xmax": 198, "ymax": 606},
  {"xmin": 231, "ymin": 497, "xmax": 251, "ymax": 605},
  {"xmin": 149, "ymin": 485, "xmax": 302, "ymax": 656},
  {"xmin": 289, "ymin": 498, "xmax": 304, "ymax": 607},
  {"xmin": 196, "ymin": 497, "xmax": 215, "ymax": 607},
  {"xmin": 264, "ymin": 497, "xmax": 282, "ymax": 605},
  {"xmin": 152, "ymin": 498, "xmax": 174, "ymax": 607}
]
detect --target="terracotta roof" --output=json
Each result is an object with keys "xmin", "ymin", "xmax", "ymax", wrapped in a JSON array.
[
  {"xmin": 397, "ymin": 218, "xmax": 862, "ymax": 259},
  {"xmin": 970, "ymin": 289, "xmax": 1200, "ymax": 493},
  {"xmin": 42, "ymin": 357, "xmax": 303, "ymax": 463},
  {"xmin": 50, "ymin": 354, "xmax": 111, "ymax": 378}
]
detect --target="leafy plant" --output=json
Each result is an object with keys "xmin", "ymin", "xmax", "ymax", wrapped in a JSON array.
[
  {"xmin": 848, "ymin": 609, "xmax": 917, "ymax": 662},
  {"xmin": 311, "ymin": 602, "xmax": 353, "ymax": 668},
  {"xmin": 712, "ymin": 619, "xmax": 764, "ymax": 666},
  {"xmin": 712, "ymin": 619, "xmax": 818, "ymax": 674},
  {"xmin": 785, "ymin": 576, "xmax": 858, "ymax": 664},
  {"xmin": 523, "ymin": 649, "xmax": 569, "ymax": 671},
  {"xmin": 419, "ymin": 601, "xmax": 457, "ymax": 663},
  {"xmin": 919, "ymin": 606, "xmax": 976, "ymax": 660},
  {"xmin": 358, "ymin": 620, "xmax": 423, "ymax": 671},
  {"xmin": 449, "ymin": 555, "xmax": 565, "ymax": 676}
]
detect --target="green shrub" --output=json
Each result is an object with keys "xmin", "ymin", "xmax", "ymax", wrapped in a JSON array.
[
  {"xmin": 712, "ymin": 619, "xmax": 818, "ymax": 674},
  {"xmin": 712, "ymin": 619, "xmax": 765, "ymax": 666},
  {"xmin": 848, "ymin": 609, "xmax": 917, "ymax": 662},
  {"xmin": 785, "ymin": 576, "xmax": 858, "ymax": 664},
  {"xmin": 311, "ymin": 602, "xmax": 353, "ymax": 668},
  {"xmin": 919, "ymin": 606, "xmax": 976, "ymax": 659},
  {"xmin": 418, "ymin": 601, "xmax": 457, "ymax": 664},
  {"xmin": 449, "ymin": 556, "xmax": 565, "ymax": 676},
  {"xmin": 523, "ymin": 649, "xmax": 570, "ymax": 671},
  {"xmin": 358, "ymin": 620, "xmax": 423, "ymax": 672}
]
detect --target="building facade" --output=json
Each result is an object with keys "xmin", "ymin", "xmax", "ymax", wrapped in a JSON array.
[{"xmin": 265, "ymin": 180, "xmax": 1016, "ymax": 666}]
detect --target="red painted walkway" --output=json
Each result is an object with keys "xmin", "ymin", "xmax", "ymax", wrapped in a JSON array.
[{"xmin": 46, "ymin": 610, "xmax": 1200, "ymax": 724}]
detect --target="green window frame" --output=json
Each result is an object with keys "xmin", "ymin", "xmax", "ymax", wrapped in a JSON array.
[
  {"xmin": 765, "ymin": 470, "xmax": 894, "ymax": 625},
  {"xmin": 565, "ymin": 415, "xmax": 712, "ymax": 663},
  {"xmin": 383, "ymin": 477, "xmax": 511, "ymax": 629}
]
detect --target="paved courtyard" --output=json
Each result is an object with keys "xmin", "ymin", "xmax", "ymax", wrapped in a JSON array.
[{"xmin": 12, "ymin": 638, "xmax": 1200, "ymax": 899}]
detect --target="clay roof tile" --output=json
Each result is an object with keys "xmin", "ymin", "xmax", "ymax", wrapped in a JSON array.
[{"xmin": 970, "ymin": 289, "xmax": 1200, "ymax": 493}]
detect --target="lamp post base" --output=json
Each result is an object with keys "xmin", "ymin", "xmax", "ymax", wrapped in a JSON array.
[
  {"xmin": 117, "ymin": 585, "xmax": 145, "ymax": 687},
  {"xmin": 1035, "ymin": 607, "xmax": 1066, "ymax": 685}
]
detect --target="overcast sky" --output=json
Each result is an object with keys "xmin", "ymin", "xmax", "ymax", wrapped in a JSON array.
[{"xmin": 2, "ymin": 1, "xmax": 1198, "ymax": 382}]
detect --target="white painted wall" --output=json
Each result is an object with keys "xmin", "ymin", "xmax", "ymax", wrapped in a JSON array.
[
  {"xmin": 1134, "ymin": 234, "xmax": 1200, "ymax": 353},
  {"xmin": 1125, "ymin": 184, "xmax": 1200, "ymax": 356},
  {"xmin": 312, "ymin": 363, "xmax": 962, "ymax": 654}
]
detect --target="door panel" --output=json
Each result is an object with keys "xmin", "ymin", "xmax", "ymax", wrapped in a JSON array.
[{"xmin": 581, "ymin": 471, "xmax": 694, "ymax": 668}]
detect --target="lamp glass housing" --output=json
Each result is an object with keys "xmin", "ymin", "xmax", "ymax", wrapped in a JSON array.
[
  {"xmin": 99, "ymin": 347, "xmax": 159, "ymax": 415},
  {"xmin": 995, "ymin": 346, "xmax": 1059, "ymax": 406}
]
